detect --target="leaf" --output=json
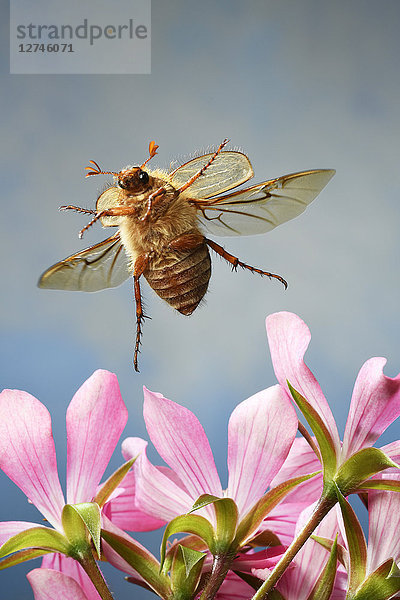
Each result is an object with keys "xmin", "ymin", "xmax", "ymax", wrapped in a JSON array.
[{"xmin": 287, "ymin": 383, "xmax": 337, "ymax": 478}]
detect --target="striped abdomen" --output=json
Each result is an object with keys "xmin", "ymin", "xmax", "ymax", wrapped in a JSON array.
[{"xmin": 144, "ymin": 243, "xmax": 211, "ymax": 315}]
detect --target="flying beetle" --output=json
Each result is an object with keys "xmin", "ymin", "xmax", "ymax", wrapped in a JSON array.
[{"xmin": 38, "ymin": 139, "xmax": 335, "ymax": 370}]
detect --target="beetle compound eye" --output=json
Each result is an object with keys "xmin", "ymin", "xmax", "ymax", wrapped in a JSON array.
[
  {"xmin": 118, "ymin": 179, "xmax": 127, "ymax": 189},
  {"xmin": 139, "ymin": 170, "xmax": 149, "ymax": 184}
]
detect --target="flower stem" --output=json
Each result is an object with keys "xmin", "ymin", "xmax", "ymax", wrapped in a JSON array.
[
  {"xmin": 198, "ymin": 552, "xmax": 236, "ymax": 600},
  {"xmin": 79, "ymin": 551, "xmax": 114, "ymax": 600},
  {"xmin": 251, "ymin": 495, "xmax": 336, "ymax": 600}
]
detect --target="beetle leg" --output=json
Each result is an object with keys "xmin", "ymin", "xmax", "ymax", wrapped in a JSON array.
[
  {"xmin": 133, "ymin": 254, "xmax": 150, "ymax": 372},
  {"xmin": 205, "ymin": 238, "xmax": 288, "ymax": 289}
]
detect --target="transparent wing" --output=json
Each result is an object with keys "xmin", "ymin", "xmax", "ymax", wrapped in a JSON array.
[
  {"xmin": 194, "ymin": 169, "xmax": 335, "ymax": 236},
  {"xmin": 96, "ymin": 186, "xmax": 123, "ymax": 227},
  {"xmin": 38, "ymin": 233, "xmax": 132, "ymax": 292},
  {"xmin": 169, "ymin": 151, "xmax": 254, "ymax": 199}
]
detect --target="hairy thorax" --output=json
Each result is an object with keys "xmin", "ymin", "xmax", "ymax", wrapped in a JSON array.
[
  {"xmin": 117, "ymin": 176, "xmax": 211, "ymax": 315},
  {"xmin": 118, "ymin": 178, "xmax": 200, "ymax": 264}
]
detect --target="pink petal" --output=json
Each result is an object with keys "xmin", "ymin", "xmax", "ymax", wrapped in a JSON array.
[
  {"xmin": 216, "ymin": 572, "xmax": 256, "ymax": 599},
  {"xmin": 122, "ymin": 437, "xmax": 194, "ymax": 522},
  {"xmin": 263, "ymin": 501, "xmax": 309, "ymax": 546},
  {"xmin": 143, "ymin": 388, "xmax": 223, "ymax": 499},
  {"xmin": 270, "ymin": 437, "xmax": 323, "ymax": 504},
  {"xmin": 277, "ymin": 505, "xmax": 345, "ymax": 599},
  {"xmin": 266, "ymin": 312, "xmax": 340, "ymax": 452},
  {"xmin": 0, "ymin": 390, "xmax": 64, "ymax": 529},
  {"xmin": 227, "ymin": 385, "xmax": 297, "ymax": 515},
  {"xmin": 367, "ymin": 472, "xmax": 400, "ymax": 573},
  {"xmin": 66, "ymin": 370, "xmax": 128, "ymax": 504},
  {"xmin": 27, "ymin": 568, "xmax": 90, "ymax": 600},
  {"xmin": 232, "ymin": 547, "xmax": 283, "ymax": 572},
  {"xmin": 0, "ymin": 520, "xmax": 44, "ymax": 546},
  {"xmin": 103, "ymin": 470, "xmax": 166, "ymax": 531},
  {"xmin": 41, "ymin": 554, "xmax": 101, "ymax": 600},
  {"xmin": 342, "ymin": 358, "xmax": 400, "ymax": 458},
  {"xmin": 379, "ymin": 440, "xmax": 400, "ymax": 469}
]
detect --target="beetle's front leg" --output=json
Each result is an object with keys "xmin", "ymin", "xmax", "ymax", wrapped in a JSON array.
[
  {"xmin": 78, "ymin": 205, "xmax": 138, "ymax": 238},
  {"xmin": 140, "ymin": 186, "xmax": 168, "ymax": 222}
]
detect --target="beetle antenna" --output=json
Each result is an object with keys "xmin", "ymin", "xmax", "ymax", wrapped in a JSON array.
[
  {"xmin": 85, "ymin": 160, "xmax": 118, "ymax": 178},
  {"xmin": 141, "ymin": 140, "xmax": 159, "ymax": 168}
]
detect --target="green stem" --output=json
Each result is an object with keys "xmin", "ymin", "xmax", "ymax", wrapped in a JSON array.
[
  {"xmin": 79, "ymin": 550, "xmax": 114, "ymax": 600},
  {"xmin": 198, "ymin": 552, "xmax": 236, "ymax": 600},
  {"xmin": 251, "ymin": 495, "xmax": 336, "ymax": 600}
]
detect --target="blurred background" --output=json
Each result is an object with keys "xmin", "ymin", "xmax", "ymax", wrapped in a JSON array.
[{"xmin": 1, "ymin": 1, "xmax": 400, "ymax": 597}]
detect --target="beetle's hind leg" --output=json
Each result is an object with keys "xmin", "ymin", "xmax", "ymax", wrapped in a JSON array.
[
  {"xmin": 205, "ymin": 238, "xmax": 288, "ymax": 289},
  {"xmin": 132, "ymin": 254, "xmax": 150, "ymax": 372}
]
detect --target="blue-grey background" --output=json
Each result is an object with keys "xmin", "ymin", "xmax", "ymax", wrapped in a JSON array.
[{"xmin": 1, "ymin": 1, "xmax": 399, "ymax": 598}]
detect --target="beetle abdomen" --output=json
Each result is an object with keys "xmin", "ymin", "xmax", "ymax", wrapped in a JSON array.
[{"xmin": 145, "ymin": 244, "xmax": 211, "ymax": 315}]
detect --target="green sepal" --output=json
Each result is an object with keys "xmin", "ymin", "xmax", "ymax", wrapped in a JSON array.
[
  {"xmin": 62, "ymin": 502, "xmax": 101, "ymax": 558},
  {"xmin": 287, "ymin": 382, "xmax": 337, "ymax": 478},
  {"xmin": 311, "ymin": 534, "xmax": 349, "ymax": 571},
  {"xmin": 307, "ymin": 535, "xmax": 338, "ymax": 600},
  {"xmin": 163, "ymin": 535, "xmax": 207, "ymax": 574},
  {"xmin": 214, "ymin": 498, "xmax": 239, "ymax": 549},
  {"xmin": 171, "ymin": 545, "xmax": 205, "ymax": 598},
  {"xmin": 234, "ymin": 571, "xmax": 285, "ymax": 598},
  {"xmin": 233, "ymin": 571, "xmax": 264, "ymax": 592},
  {"xmin": 353, "ymin": 559, "xmax": 400, "ymax": 600},
  {"xmin": 160, "ymin": 514, "xmax": 215, "ymax": 568},
  {"xmin": 0, "ymin": 547, "xmax": 52, "ymax": 570},
  {"xmin": 101, "ymin": 529, "xmax": 171, "ymax": 599},
  {"xmin": 335, "ymin": 448, "xmax": 398, "ymax": 496},
  {"xmin": 189, "ymin": 493, "xmax": 221, "ymax": 513},
  {"xmin": 0, "ymin": 527, "xmax": 69, "ymax": 561},
  {"xmin": 356, "ymin": 478, "xmax": 400, "ymax": 493},
  {"xmin": 247, "ymin": 530, "xmax": 282, "ymax": 548},
  {"xmin": 266, "ymin": 590, "xmax": 286, "ymax": 600},
  {"xmin": 234, "ymin": 471, "xmax": 320, "ymax": 547},
  {"xmin": 335, "ymin": 485, "xmax": 367, "ymax": 594},
  {"xmin": 94, "ymin": 457, "xmax": 136, "ymax": 508},
  {"xmin": 189, "ymin": 494, "xmax": 239, "ymax": 549}
]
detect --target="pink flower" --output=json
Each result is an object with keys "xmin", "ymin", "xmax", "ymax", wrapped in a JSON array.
[
  {"xmin": 0, "ymin": 370, "xmax": 128, "ymax": 600},
  {"xmin": 266, "ymin": 311, "xmax": 400, "ymax": 467},
  {"xmin": 109, "ymin": 385, "xmax": 301, "ymax": 539},
  {"xmin": 264, "ymin": 311, "xmax": 400, "ymax": 596}
]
